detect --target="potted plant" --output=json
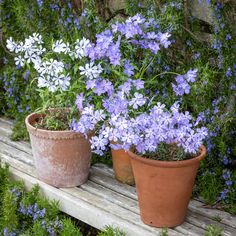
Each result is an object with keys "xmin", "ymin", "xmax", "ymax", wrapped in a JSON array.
[
  {"xmin": 6, "ymin": 34, "xmax": 93, "ymax": 187},
  {"xmin": 127, "ymin": 101, "xmax": 208, "ymax": 227},
  {"xmin": 69, "ymin": 14, "xmax": 172, "ymax": 185}
]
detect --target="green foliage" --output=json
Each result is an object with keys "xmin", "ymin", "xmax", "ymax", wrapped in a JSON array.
[
  {"xmin": 204, "ymin": 224, "xmax": 224, "ymax": 236},
  {"xmin": 197, "ymin": 169, "xmax": 223, "ymax": 204},
  {"xmin": 0, "ymin": 189, "xmax": 19, "ymax": 232},
  {"xmin": 0, "ymin": 0, "xmax": 236, "ymax": 211},
  {"xmin": 159, "ymin": 228, "xmax": 168, "ymax": 236},
  {"xmin": 11, "ymin": 119, "xmax": 29, "ymax": 141},
  {"xmin": 0, "ymin": 164, "xmax": 127, "ymax": 235},
  {"xmin": 60, "ymin": 218, "xmax": 82, "ymax": 236},
  {"xmin": 98, "ymin": 226, "xmax": 126, "ymax": 236},
  {"xmin": 144, "ymin": 143, "xmax": 191, "ymax": 161}
]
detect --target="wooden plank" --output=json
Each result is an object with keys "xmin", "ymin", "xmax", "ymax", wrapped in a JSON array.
[
  {"xmin": 90, "ymin": 167, "xmax": 138, "ymax": 200},
  {"xmin": 1, "ymin": 117, "xmax": 236, "ymax": 235},
  {"xmin": 0, "ymin": 135, "xmax": 32, "ymax": 155},
  {"xmin": 189, "ymin": 200, "xmax": 236, "ymax": 229},
  {"xmin": 0, "ymin": 141, "xmax": 33, "ymax": 166},
  {"xmin": 91, "ymin": 164, "xmax": 236, "ymax": 230},
  {"xmin": 10, "ymin": 167, "xmax": 165, "ymax": 236},
  {"xmin": 0, "ymin": 153, "xmax": 182, "ymax": 236},
  {"xmin": 92, "ymin": 163, "xmax": 115, "ymax": 177},
  {"xmin": 186, "ymin": 211, "xmax": 235, "ymax": 236},
  {"xmin": 174, "ymin": 223, "xmax": 206, "ymax": 236},
  {"xmin": 0, "ymin": 153, "xmax": 36, "ymax": 177},
  {"xmin": 61, "ymin": 187, "xmax": 184, "ymax": 236},
  {"xmin": 80, "ymin": 181, "xmax": 207, "ymax": 236},
  {"xmin": 0, "ymin": 117, "xmax": 14, "ymax": 126},
  {"xmin": 80, "ymin": 180, "xmax": 138, "ymax": 213}
]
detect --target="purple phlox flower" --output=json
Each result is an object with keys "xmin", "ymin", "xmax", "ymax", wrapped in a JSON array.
[
  {"xmin": 118, "ymin": 81, "xmax": 132, "ymax": 94},
  {"xmin": 90, "ymin": 134, "xmax": 109, "ymax": 155},
  {"xmin": 170, "ymin": 101, "xmax": 180, "ymax": 114},
  {"xmin": 185, "ymin": 68, "xmax": 198, "ymax": 83},
  {"xmin": 23, "ymin": 70, "xmax": 30, "ymax": 80},
  {"xmin": 128, "ymin": 13, "xmax": 146, "ymax": 25},
  {"xmin": 225, "ymin": 67, "xmax": 232, "ymax": 77},
  {"xmin": 75, "ymin": 93, "xmax": 84, "ymax": 111},
  {"xmin": 96, "ymin": 30, "xmax": 113, "ymax": 49},
  {"xmin": 132, "ymin": 79, "xmax": 144, "ymax": 90},
  {"xmin": 157, "ymin": 32, "xmax": 171, "ymax": 48},
  {"xmin": 129, "ymin": 92, "xmax": 146, "ymax": 109},
  {"xmin": 124, "ymin": 60, "xmax": 134, "ymax": 77},
  {"xmin": 94, "ymin": 79, "xmax": 114, "ymax": 95},
  {"xmin": 86, "ymin": 79, "xmax": 97, "ymax": 90},
  {"xmin": 145, "ymin": 32, "xmax": 157, "ymax": 40},
  {"xmin": 223, "ymin": 156, "xmax": 229, "ymax": 165},
  {"xmin": 147, "ymin": 41, "xmax": 160, "ymax": 54},
  {"xmin": 225, "ymin": 34, "xmax": 231, "ymax": 40},
  {"xmin": 222, "ymin": 170, "xmax": 231, "ymax": 180},
  {"xmin": 123, "ymin": 20, "xmax": 143, "ymax": 39},
  {"xmin": 106, "ymin": 38, "xmax": 121, "ymax": 66},
  {"xmin": 219, "ymin": 189, "xmax": 229, "ymax": 201},
  {"xmin": 103, "ymin": 95, "xmax": 128, "ymax": 115},
  {"xmin": 102, "ymin": 126, "xmax": 114, "ymax": 139},
  {"xmin": 151, "ymin": 102, "xmax": 165, "ymax": 115},
  {"xmin": 172, "ymin": 75, "xmax": 190, "ymax": 96},
  {"xmin": 91, "ymin": 109, "xmax": 105, "ymax": 124}
]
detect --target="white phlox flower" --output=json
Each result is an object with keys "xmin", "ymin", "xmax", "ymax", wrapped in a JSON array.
[{"xmin": 79, "ymin": 62, "xmax": 103, "ymax": 79}]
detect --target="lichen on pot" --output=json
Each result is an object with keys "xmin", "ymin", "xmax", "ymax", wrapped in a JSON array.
[{"xmin": 26, "ymin": 112, "xmax": 92, "ymax": 188}]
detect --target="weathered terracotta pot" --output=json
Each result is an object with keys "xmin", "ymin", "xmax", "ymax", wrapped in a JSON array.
[
  {"xmin": 25, "ymin": 112, "xmax": 92, "ymax": 188},
  {"xmin": 111, "ymin": 148, "xmax": 135, "ymax": 186},
  {"xmin": 128, "ymin": 145, "xmax": 206, "ymax": 228}
]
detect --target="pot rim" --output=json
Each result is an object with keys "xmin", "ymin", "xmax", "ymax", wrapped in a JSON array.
[
  {"xmin": 25, "ymin": 112, "xmax": 92, "ymax": 139},
  {"xmin": 128, "ymin": 145, "xmax": 206, "ymax": 168}
]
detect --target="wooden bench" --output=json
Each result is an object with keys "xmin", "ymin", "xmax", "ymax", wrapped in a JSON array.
[{"xmin": 0, "ymin": 117, "xmax": 236, "ymax": 236}]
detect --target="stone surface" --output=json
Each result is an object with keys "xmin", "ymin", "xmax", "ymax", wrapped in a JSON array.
[
  {"xmin": 189, "ymin": 0, "xmax": 214, "ymax": 25},
  {"xmin": 108, "ymin": 0, "xmax": 126, "ymax": 13}
]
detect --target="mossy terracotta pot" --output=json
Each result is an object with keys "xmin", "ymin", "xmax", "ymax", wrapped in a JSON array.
[
  {"xmin": 128, "ymin": 145, "xmax": 206, "ymax": 228},
  {"xmin": 25, "ymin": 112, "xmax": 92, "ymax": 188},
  {"xmin": 111, "ymin": 148, "xmax": 135, "ymax": 186}
]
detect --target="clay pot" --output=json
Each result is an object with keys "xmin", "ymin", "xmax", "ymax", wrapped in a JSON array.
[
  {"xmin": 111, "ymin": 148, "xmax": 135, "ymax": 186},
  {"xmin": 128, "ymin": 145, "xmax": 206, "ymax": 228},
  {"xmin": 25, "ymin": 112, "xmax": 92, "ymax": 188}
]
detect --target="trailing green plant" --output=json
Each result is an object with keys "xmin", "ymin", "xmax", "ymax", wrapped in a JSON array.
[
  {"xmin": 1, "ymin": 0, "xmax": 236, "ymax": 212},
  {"xmin": 204, "ymin": 224, "xmax": 224, "ymax": 236},
  {"xmin": 0, "ymin": 163, "xmax": 125, "ymax": 236},
  {"xmin": 98, "ymin": 226, "xmax": 126, "ymax": 236}
]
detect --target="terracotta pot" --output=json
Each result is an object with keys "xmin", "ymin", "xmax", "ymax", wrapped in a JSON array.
[
  {"xmin": 111, "ymin": 148, "xmax": 135, "ymax": 186},
  {"xmin": 25, "ymin": 112, "xmax": 92, "ymax": 188},
  {"xmin": 128, "ymin": 145, "xmax": 206, "ymax": 228}
]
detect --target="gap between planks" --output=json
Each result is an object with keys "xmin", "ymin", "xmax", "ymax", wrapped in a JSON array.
[{"xmin": 1, "ymin": 117, "xmax": 236, "ymax": 235}]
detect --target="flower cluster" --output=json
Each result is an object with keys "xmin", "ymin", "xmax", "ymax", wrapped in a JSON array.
[
  {"xmin": 6, "ymin": 34, "xmax": 71, "ymax": 93},
  {"xmin": 72, "ymin": 68, "xmax": 206, "ymax": 157},
  {"xmin": 19, "ymin": 202, "xmax": 46, "ymax": 221},
  {"xmin": 172, "ymin": 69, "xmax": 198, "ymax": 96}
]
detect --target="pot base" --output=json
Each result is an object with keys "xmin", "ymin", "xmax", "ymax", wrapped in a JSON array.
[
  {"xmin": 111, "ymin": 148, "xmax": 135, "ymax": 186},
  {"xmin": 128, "ymin": 146, "xmax": 206, "ymax": 228}
]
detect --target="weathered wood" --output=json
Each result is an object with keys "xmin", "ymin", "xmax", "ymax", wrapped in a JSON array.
[
  {"xmin": 10, "ymin": 167, "xmax": 167, "ymax": 236},
  {"xmin": 91, "ymin": 163, "xmax": 236, "ymax": 231},
  {"xmin": 90, "ymin": 166, "xmax": 138, "ymax": 200},
  {"xmin": 1, "ymin": 117, "xmax": 236, "ymax": 236},
  {"xmin": 0, "ymin": 141, "xmax": 33, "ymax": 166},
  {"xmin": 186, "ymin": 211, "xmax": 235, "ymax": 236},
  {"xmin": 189, "ymin": 200, "xmax": 236, "ymax": 229},
  {"xmin": 0, "ymin": 134, "xmax": 32, "ymax": 155}
]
